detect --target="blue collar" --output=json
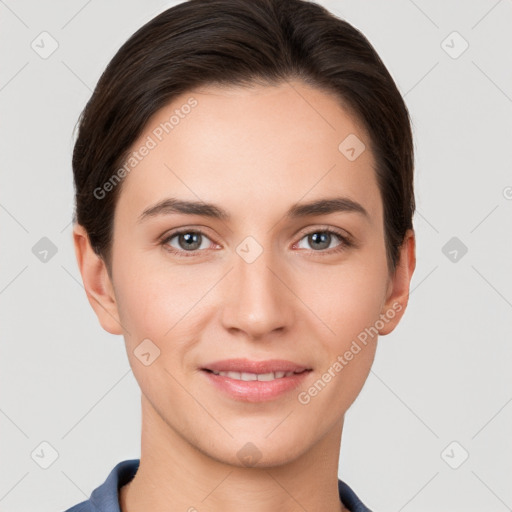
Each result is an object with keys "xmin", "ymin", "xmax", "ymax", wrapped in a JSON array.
[{"xmin": 64, "ymin": 459, "xmax": 372, "ymax": 512}]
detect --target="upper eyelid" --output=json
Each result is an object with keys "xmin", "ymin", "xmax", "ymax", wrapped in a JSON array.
[
  {"xmin": 162, "ymin": 228, "xmax": 217, "ymax": 245},
  {"xmin": 295, "ymin": 224, "xmax": 351, "ymax": 239}
]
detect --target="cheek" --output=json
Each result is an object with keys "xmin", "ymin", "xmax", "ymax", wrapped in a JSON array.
[
  {"xmin": 113, "ymin": 266, "xmax": 193, "ymax": 392},
  {"xmin": 302, "ymin": 260, "xmax": 388, "ymax": 342},
  {"xmin": 112, "ymin": 255, "xmax": 215, "ymax": 387},
  {"xmin": 295, "ymin": 266, "xmax": 387, "ymax": 417},
  {"xmin": 115, "ymin": 268, "xmax": 190, "ymax": 341}
]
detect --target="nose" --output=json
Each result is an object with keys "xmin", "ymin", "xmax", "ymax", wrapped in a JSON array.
[{"xmin": 220, "ymin": 241, "xmax": 295, "ymax": 340}]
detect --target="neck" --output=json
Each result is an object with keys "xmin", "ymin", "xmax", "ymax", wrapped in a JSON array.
[{"xmin": 120, "ymin": 394, "xmax": 349, "ymax": 512}]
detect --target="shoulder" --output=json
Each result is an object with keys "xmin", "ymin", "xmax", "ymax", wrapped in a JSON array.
[
  {"xmin": 62, "ymin": 459, "xmax": 140, "ymax": 512},
  {"xmin": 63, "ymin": 501, "xmax": 92, "ymax": 512},
  {"xmin": 338, "ymin": 478, "xmax": 374, "ymax": 512}
]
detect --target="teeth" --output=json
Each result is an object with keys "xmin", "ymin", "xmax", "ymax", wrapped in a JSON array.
[{"xmin": 211, "ymin": 370, "xmax": 299, "ymax": 381}]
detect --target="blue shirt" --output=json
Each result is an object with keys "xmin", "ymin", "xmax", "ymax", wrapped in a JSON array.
[{"xmin": 63, "ymin": 459, "xmax": 372, "ymax": 512}]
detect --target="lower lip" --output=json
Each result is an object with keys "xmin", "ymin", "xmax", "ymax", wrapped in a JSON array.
[{"xmin": 201, "ymin": 370, "xmax": 311, "ymax": 403}]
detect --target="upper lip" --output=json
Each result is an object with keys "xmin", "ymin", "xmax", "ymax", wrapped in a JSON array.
[{"xmin": 201, "ymin": 358, "xmax": 312, "ymax": 374}]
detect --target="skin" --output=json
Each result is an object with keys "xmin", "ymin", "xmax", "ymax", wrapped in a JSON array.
[{"xmin": 73, "ymin": 80, "xmax": 415, "ymax": 512}]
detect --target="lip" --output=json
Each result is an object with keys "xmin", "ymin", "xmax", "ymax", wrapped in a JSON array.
[
  {"xmin": 201, "ymin": 358, "xmax": 311, "ymax": 374},
  {"xmin": 201, "ymin": 370, "xmax": 311, "ymax": 402},
  {"xmin": 200, "ymin": 358, "xmax": 312, "ymax": 403}
]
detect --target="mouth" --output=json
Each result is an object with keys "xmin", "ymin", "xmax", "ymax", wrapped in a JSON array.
[
  {"xmin": 200, "ymin": 359, "xmax": 313, "ymax": 402},
  {"xmin": 201, "ymin": 368, "xmax": 310, "ymax": 381},
  {"xmin": 200, "ymin": 357, "xmax": 312, "ymax": 375}
]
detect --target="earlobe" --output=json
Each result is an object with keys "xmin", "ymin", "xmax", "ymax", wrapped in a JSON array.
[
  {"xmin": 378, "ymin": 229, "xmax": 416, "ymax": 336},
  {"xmin": 72, "ymin": 223, "xmax": 124, "ymax": 336}
]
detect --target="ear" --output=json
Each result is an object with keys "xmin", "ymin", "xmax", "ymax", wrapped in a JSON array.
[
  {"xmin": 72, "ymin": 223, "xmax": 124, "ymax": 335},
  {"xmin": 378, "ymin": 229, "xmax": 416, "ymax": 336}
]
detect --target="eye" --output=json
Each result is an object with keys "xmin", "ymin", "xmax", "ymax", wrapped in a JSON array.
[
  {"xmin": 295, "ymin": 228, "xmax": 352, "ymax": 254},
  {"xmin": 161, "ymin": 229, "xmax": 215, "ymax": 257},
  {"xmin": 160, "ymin": 227, "xmax": 353, "ymax": 258}
]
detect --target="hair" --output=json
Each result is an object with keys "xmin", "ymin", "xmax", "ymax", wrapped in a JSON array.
[{"xmin": 72, "ymin": 0, "xmax": 415, "ymax": 277}]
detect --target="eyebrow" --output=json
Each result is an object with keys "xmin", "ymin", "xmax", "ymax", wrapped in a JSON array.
[{"xmin": 137, "ymin": 196, "xmax": 369, "ymax": 223}]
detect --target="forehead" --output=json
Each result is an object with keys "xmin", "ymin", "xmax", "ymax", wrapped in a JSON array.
[{"xmin": 115, "ymin": 80, "xmax": 381, "ymax": 225}]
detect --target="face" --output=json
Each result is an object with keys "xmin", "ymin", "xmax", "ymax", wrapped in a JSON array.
[{"xmin": 76, "ymin": 80, "xmax": 414, "ymax": 468}]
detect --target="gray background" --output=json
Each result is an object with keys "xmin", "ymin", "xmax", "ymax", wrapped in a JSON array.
[{"xmin": 1, "ymin": 1, "xmax": 511, "ymax": 511}]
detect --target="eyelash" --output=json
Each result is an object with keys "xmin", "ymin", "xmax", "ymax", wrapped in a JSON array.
[{"xmin": 160, "ymin": 226, "xmax": 353, "ymax": 258}]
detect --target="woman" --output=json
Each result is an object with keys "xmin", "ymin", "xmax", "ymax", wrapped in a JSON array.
[{"xmin": 66, "ymin": 0, "xmax": 416, "ymax": 510}]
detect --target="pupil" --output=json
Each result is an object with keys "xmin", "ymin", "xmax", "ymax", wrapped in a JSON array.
[
  {"xmin": 310, "ymin": 232, "xmax": 330, "ymax": 250},
  {"xmin": 180, "ymin": 232, "xmax": 201, "ymax": 250}
]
